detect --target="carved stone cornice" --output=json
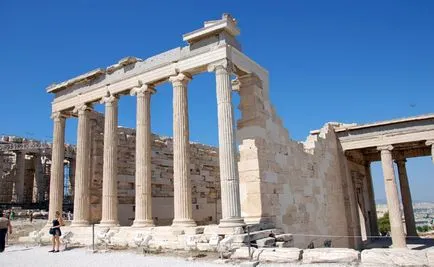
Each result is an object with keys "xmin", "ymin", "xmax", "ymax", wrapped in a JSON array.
[
  {"xmin": 169, "ymin": 73, "xmax": 192, "ymax": 87},
  {"xmin": 130, "ymin": 83, "xmax": 156, "ymax": 97}
]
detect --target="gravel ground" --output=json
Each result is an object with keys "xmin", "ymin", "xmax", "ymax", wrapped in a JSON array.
[
  {"xmin": 0, "ymin": 245, "xmax": 228, "ymax": 267},
  {"xmin": 0, "ymin": 245, "xmax": 363, "ymax": 267}
]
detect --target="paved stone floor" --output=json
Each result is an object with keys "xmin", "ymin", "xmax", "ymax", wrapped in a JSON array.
[{"xmin": 365, "ymin": 237, "xmax": 434, "ymax": 250}]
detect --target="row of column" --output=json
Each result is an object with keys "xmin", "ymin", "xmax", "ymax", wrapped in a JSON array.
[
  {"xmin": 49, "ymin": 60, "xmax": 245, "ymax": 228},
  {"xmin": 377, "ymin": 144, "xmax": 429, "ymax": 248},
  {"xmin": 12, "ymin": 152, "xmax": 45, "ymax": 204}
]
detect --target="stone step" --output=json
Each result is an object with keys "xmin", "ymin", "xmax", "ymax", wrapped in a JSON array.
[
  {"xmin": 231, "ymin": 229, "xmax": 283, "ymax": 243},
  {"xmin": 256, "ymin": 237, "xmax": 275, "ymax": 248}
]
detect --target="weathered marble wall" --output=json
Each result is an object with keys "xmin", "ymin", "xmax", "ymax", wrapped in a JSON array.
[
  {"xmin": 88, "ymin": 111, "xmax": 221, "ymax": 226},
  {"xmin": 236, "ymin": 73, "xmax": 361, "ymax": 249}
]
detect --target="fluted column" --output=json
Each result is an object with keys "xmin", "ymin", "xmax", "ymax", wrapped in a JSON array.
[
  {"xmin": 209, "ymin": 60, "xmax": 244, "ymax": 227},
  {"xmin": 364, "ymin": 162, "xmax": 379, "ymax": 236},
  {"xmin": 68, "ymin": 158, "xmax": 76, "ymax": 201},
  {"xmin": 395, "ymin": 159, "xmax": 417, "ymax": 237},
  {"xmin": 100, "ymin": 93, "xmax": 119, "ymax": 226},
  {"xmin": 426, "ymin": 140, "xmax": 434, "ymax": 164},
  {"xmin": 48, "ymin": 112, "xmax": 66, "ymax": 222},
  {"xmin": 170, "ymin": 73, "xmax": 196, "ymax": 227},
  {"xmin": 71, "ymin": 104, "xmax": 92, "ymax": 226},
  {"xmin": 14, "ymin": 151, "xmax": 25, "ymax": 203},
  {"xmin": 131, "ymin": 85, "xmax": 156, "ymax": 227},
  {"xmin": 32, "ymin": 155, "xmax": 43, "ymax": 203},
  {"xmin": 378, "ymin": 145, "xmax": 406, "ymax": 248}
]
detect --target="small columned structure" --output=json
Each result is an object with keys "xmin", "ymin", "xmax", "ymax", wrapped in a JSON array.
[
  {"xmin": 46, "ymin": 14, "xmax": 262, "ymax": 230},
  {"xmin": 377, "ymin": 145, "xmax": 406, "ymax": 248}
]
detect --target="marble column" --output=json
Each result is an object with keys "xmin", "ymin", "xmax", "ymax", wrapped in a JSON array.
[
  {"xmin": 170, "ymin": 73, "xmax": 196, "ymax": 227},
  {"xmin": 378, "ymin": 145, "xmax": 406, "ymax": 248},
  {"xmin": 131, "ymin": 85, "xmax": 156, "ymax": 227},
  {"xmin": 14, "ymin": 151, "xmax": 25, "ymax": 203},
  {"xmin": 68, "ymin": 158, "xmax": 76, "ymax": 201},
  {"xmin": 32, "ymin": 155, "xmax": 43, "ymax": 203},
  {"xmin": 100, "ymin": 93, "xmax": 119, "ymax": 226},
  {"xmin": 71, "ymin": 104, "xmax": 92, "ymax": 226},
  {"xmin": 426, "ymin": 140, "xmax": 434, "ymax": 164},
  {"xmin": 364, "ymin": 162, "xmax": 379, "ymax": 236},
  {"xmin": 208, "ymin": 61, "xmax": 244, "ymax": 227},
  {"xmin": 48, "ymin": 112, "xmax": 66, "ymax": 222},
  {"xmin": 395, "ymin": 159, "xmax": 417, "ymax": 237}
]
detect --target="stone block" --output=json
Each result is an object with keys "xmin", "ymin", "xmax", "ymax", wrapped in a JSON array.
[
  {"xmin": 256, "ymin": 237, "xmax": 275, "ymax": 248},
  {"xmin": 275, "ymin": 233, "xmax": 292, "ymax": 242},
  {"xmin": 302, "ymin": 248, "xmax": 360, "ymax": 264},
  {"xmin": 231, "ymin": 229, "xmax": 281, "ymax": 243},
  {"xmin": 361, "ymin": 248, "xmax": 428, "ymax": 266},
  {"xmin": 231, "ymin": 247, "xmax": 255, "ymax": 260},
  {"xmin": 276, "ymin": 241, "xmax": 292, "ymax": 248},
  {"xmin": 254, "ymin": 248, "xmax": 301, "ymax": 263}
]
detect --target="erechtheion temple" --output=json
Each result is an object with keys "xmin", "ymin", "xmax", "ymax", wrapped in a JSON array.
[{"xmin": 2, "ymin": 14, "xmax": 434, "ymax": 251}]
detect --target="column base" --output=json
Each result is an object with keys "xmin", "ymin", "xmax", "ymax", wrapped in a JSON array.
[
  {"xmin": 219, "ymin": 217, "xmax": 245, "ymax": 228},
  {"xmin": 132, "ymin": 220, "xmax": 155, "ymax": 228},
  {"xmin": 171, "ymin": 219, "xmax": 197, "ymax": 227},
  {"xmin": 99, "ymin": 220, "xmax": 119, "ymax": 227},
  {"xmin": 70, "ymin": 220, "xmax": 90, "ymax": 227}
]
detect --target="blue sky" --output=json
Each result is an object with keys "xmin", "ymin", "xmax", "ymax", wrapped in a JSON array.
[{"xmin": 1, "ymin": 1, "xmax": 433, "ymax": 201}]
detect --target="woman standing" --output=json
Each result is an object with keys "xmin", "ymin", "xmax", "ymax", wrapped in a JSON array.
[{"xmin": 49, "ymin": 211, "xmax": 64, "ymax": 252}]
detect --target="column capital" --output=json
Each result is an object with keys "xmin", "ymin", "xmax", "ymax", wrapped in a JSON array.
[
  {"xmin": 377, "ymin": 144, "xmax": 393, "ymax": 152},
  {"xmin": 207, "ymin": 59, "xmax": 234, "ymax": 73},
  {"xmin": 130, "ymin": 84, "xmax": 156, "ymax": 97},
  {"xmin": 100, "ymin": 92, "xmax": 118, "ymax": 105},
  {"xmin": 73, "ymin": 104, "xmax": 92, "ymax": 115},
  {"xmin": 426, "ymin": 140, "xmax": 434, "ymax": 146},
  {"xmin": 169, "ymin": 73, "xmax": 191, "ymax": 87},
  {"xmin": 50, "ymin": 112, "xmax": 67, "ymax": 121}
]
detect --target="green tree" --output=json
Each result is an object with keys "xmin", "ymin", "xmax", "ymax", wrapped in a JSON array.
[{"xmin": 378, "ymin": 212, "xmax": 390, "ymax": 236}]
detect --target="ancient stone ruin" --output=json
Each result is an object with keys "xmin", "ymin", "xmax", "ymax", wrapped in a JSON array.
[{"xmin": 3, "ymin": 14, "xmax": 434, "ymax": 258}]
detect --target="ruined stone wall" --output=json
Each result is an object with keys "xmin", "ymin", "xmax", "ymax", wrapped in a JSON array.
[
  {"xmin": 236, "ymin": 73, "xmax": 360, "ymax": 249},
  {"xmin": 0, "ymin": 152, "xmax": 15, "ymax": 202},
  {"xmin": 88, "ymin": 112, "xmax": 221, "ymax": 226}
]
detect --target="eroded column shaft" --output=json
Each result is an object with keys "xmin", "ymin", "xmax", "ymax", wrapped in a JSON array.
[
  {"xmin": 396, "ymin": 159, "xmax": 417, "ymax": 237},
  {"xmin": 378, "ymin": 145, "xmax": 406, "ymax": 248}
]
